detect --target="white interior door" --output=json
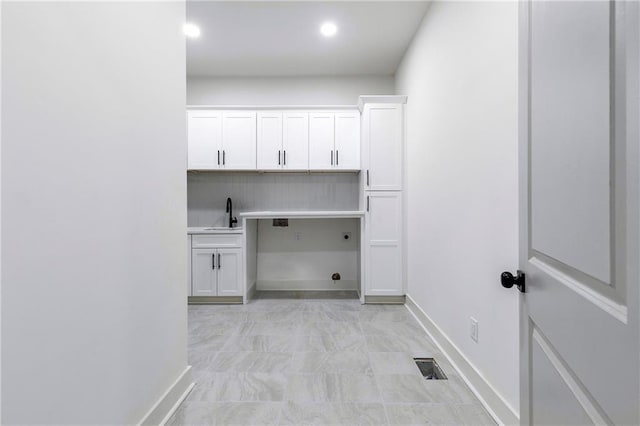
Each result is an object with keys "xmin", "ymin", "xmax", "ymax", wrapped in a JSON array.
[
  {"xmin": 282, "ymin": 112, "xmax": 309, "ymax": 170},
  {"xmin": 334, "ymin": 111, "xmax": 361, "ymax": 170},
  {"xmin": 187, "ymin": 110, "xmax": 222, "ymax": 170},
  {"xmin": 308, "ymin": 112, "xmax": 335, "ymax": 170},
  {"xmin": 222, "ymin": 111, "xmax": 257, "ymax": 170},
  {"xmin": 257, "ymin": 112, "xmax": 283, "ymax": 170},
  {"xmin": 517, "ymin": 2, "xmax": 639, "ymax": 425}
]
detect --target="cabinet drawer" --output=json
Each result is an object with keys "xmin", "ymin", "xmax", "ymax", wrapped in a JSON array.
[{"xmin": 192, "ymin": 234, "xmax": 242, "ymax": 248}]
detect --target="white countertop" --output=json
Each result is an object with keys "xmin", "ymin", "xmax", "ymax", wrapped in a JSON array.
[
  {"xmin": 240, "ymin": 210, "xmax": 365, "ymax": 219},
  {"xmin": 187, "ymin": 227, "xmax": 243, "ymax": 235}
]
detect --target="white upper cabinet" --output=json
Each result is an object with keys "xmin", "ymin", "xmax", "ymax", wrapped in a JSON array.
[
  {"xmin": 188, "ymin": 110, "xmax": 256, "ymax": 170},
  {"xmin": 257, "ymin": 112, "xmax": 284, "ymax": 170},
  {"xmin": 188, "ymin": 108, "xmax": 359, "ymax": 172},
  {"xmin": 257, "ymin": 112, "xmax": 309, "ymax": 170},
  {"xmin": 362, "ymin": 103, "xmax": 403, "ymax": 190},
  {"xmin": 222, "ymin": 111, "xmax": 257, "ymax": 170},
  {"xmin": 282, "ymin": 112, "xmax": 309, "ymax": 170},
  {"xmin": 309, "ymin": 113, "xmax": 335, "ymax": 170},
  {"xmin": 187, "ymin": 110, "xmax": 223, "ymax": 170},
  {"xmin": 309, "ymin": 111, "xmax": 360, "ymax": 170},
  {"xmin": 334, "ymin": 111, "xmax": 361, "ymax": 170}
]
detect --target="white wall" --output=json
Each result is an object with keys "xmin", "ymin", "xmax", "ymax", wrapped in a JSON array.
[
  {"xmin": 187, "ymin": 75, "xmax": 394, "ymax": 105},
  {"xmin": 188, "ymin": 172, "xmax": 359, "ymax": 226},
  {"xmin": 395, "ymin": 0, "xmax": 520, "ymax": 416},
  {"xmin": 1, "ymin": 2, "xmax": 188, "ymax": 424}
]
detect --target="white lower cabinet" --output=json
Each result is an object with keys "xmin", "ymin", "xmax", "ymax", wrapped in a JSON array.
[
  {"xmin": 364, "ymin": 191, "xmax": 403, "ymax": 296},
  {"xmin": 192, "ymin": 249, "xmax": 217, "ymax": 296},
  {"xmin": 191, "ymin": 234, "xmax": 243, "ymax": 297},
  {"xmin": 216, "ymin": 248, "xmax": 243, "ymax": 296}
]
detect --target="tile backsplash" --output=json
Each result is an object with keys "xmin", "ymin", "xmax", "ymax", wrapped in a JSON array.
[{"xmin": 187, "ymin": 172, "xmax": 360, "ymax": 226}]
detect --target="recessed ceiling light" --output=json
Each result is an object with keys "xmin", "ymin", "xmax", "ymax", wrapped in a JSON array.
[
  {"xmin": 184, "ymin": 23, "xmax": 201, "ymax": 38},
  {"xmin": 320, "ymin": 22, "xmax": 337, "ymax": 37}
]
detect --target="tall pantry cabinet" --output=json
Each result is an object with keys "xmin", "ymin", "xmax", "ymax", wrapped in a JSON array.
[{"xmin": 360, "ymin": 96, "xmax": 407, "ymax": 298}]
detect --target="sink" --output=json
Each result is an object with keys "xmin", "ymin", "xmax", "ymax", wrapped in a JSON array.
[
  {"xmin": 187, "ymin": 226, "xmax": 243, "ymax": 234},
  {"xmin": 188, "ymin": 226, "xmax": 243, "ymax": 234}
]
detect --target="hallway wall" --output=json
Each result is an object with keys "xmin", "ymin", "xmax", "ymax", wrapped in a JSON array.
[
  {"xmin": 187, "ymin": 75, "xmax": 394, "ymax": 106},
  {"xmin": 1, "ymin": 2, "xmax": 189, "ymax": 424},
  {"xmin": 395, "ymin": 0, "xmax": 520, "ymax": 417}
]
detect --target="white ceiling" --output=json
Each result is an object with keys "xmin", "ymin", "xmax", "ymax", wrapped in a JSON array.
[{"xmin": 186, "ymin": 1, "xmax": 431, "ymax": 77}]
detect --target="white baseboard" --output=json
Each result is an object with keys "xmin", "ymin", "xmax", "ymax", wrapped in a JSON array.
[
  {"xmin": 405, "ymin": 295, "xmax": 519, "ymax": 426},
  {"xmin": 138, "ymin": 365, "xmax": 194, "ymax": 426},
  {"xmin": 257, "ymin": 279, "xmax": 358, "ymax": 291}
]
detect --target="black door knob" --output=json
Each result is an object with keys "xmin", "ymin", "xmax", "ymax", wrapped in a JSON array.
[{"xmin": 501, "ymin": 270, "xmax": 526, "ymax": 293}]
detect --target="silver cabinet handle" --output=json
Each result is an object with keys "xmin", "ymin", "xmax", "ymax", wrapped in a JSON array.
[
  {"xmin": 223, "ymin": 150, "xmax": 226, "ymax": 165},
  {"xmin": 366, "ymin": 170, "xmax": 369, "ymax": 186},
  {"xmin": 366, "ymin": 196, "xmax": 370, "ymax": 212},
  {"xmin": 218, "ymin": 150, "xmax": 220, "ymax": 166},
  {"xmin": 218, "ymin": 253, "xmax": 221, "ymax": 268},
  {"xmin": 278, "ymin": 150, "xmax": 281, "ymax": 165},
  {"xmin": 336, "ymin": 150, "xmax": 339, "ymax": 166},
  {"xmin": 284, "ymin": 150, "xmax": 286, "ymax": 166},
  {"xmin": 331, "ymin": 150, "xmax": 334, "ymax": 166},
  {"xmin": 212, "ymin": 254, "xmax": 216, "ymax": 269}
]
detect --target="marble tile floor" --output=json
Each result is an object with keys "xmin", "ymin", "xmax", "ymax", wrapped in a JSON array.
[{"xmin": 168, "ymin": 291, "xmax": 496, "ymax": 426}]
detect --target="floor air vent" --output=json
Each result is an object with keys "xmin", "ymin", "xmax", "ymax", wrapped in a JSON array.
[{"xmin": 414, "ymin": 358, "xmax": 448, "ymax": 380}]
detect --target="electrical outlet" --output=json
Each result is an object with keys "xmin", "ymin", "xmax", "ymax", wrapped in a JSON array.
[{"xmin": 470, "ymin": 317, "xmax": 478, "ymax": 343}]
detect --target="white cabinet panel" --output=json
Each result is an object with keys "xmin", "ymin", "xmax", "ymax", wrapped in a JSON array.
[
  {"xmin": 217, "ymin": 248, "xmax": 243, "ymax": 296},
  {"xmin": 257, "ymin": 112, "xmax": 283, "ymax": 170},
  {"xmin": 222, "ymin": 111, "xmax": 257, "ymax": 170},
  {"xmin": 335, "ymin": 112, "xmax": 361, "ymax": 170},
  {"xmin": 368, "ymin": 245, "xmax": 403, "ymax": 296},
  {"xmin": 309, "ymin": 113, "xmax": 335, "ymax": 170},
  {"xmin": 363, "ymin": 104, "xmax": 403, "ymax": 190},
  {"xmin": 283, "ymin": 112, "xmax": 309, "ymax": 170},
  {"xmin": 187, "ymin": 110, "xmax": 222, "ymax": 170},
  {"xmin": 364, "ymin": 191, "xmax": 402, "ymax": 295},
  {"xmin": 192, "ymin": 249, "xmax": 217, "ymax": 296}
]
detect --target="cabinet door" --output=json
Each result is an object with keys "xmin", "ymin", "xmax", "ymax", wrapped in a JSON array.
[
  {"xmin": 217, "ymin": 248, "xmax": 243, "ymax": 296},
  {"xmin": 187, "ymin": 110, "xmax": 222, "ymax": 170},
  {"xmin": 257, "ymin": 112, "xmax": 283, "ymax": 170},
  {"xmin": 192, "ymin": 249, "xmax": 217, "ymax": 296},
  {"xmin": 363, "ymin": 105, "xmax": 403, "ymax": 190},
  {"xmin": 222, "ymin": 111, "xmax": 257, "ymax": 170},
  {"xmin": 308, "ymin": 113, "xmax": 335, "ymax": 170},
  {"xmin": 334, "ymin": 111, "xmax": 361, "ymax": 170},
  {"xmin": 282, "ymin": 112, "xmax": 309, "ymax": 170},
  {"xmin": 364, "ymin": 192, "xmax": 403, "ymax": 295}
]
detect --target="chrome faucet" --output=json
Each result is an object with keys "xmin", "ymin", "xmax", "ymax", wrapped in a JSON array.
[{"xmin": 226, "ymin": 197, "xmax": 238, "ymax": 228}]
